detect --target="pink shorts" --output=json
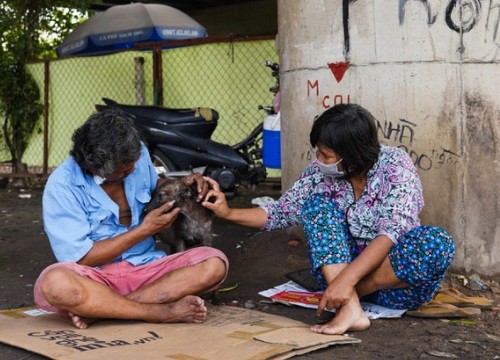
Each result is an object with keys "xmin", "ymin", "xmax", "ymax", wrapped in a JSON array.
[{"xmin": 34, "ymin": 247, "xmax": 228, "ymax": 315}]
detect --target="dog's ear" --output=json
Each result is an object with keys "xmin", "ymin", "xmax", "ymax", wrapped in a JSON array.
[
  {"xmin": 159, "ymin": 189, "xmax": 171, "ymax": 202},
  {"xmin": 180, "ymin": 181, "xmax": 200, "ymax": 199},
  {"xmin": 180, "ymin": 187, "xmax": 193, "ymax": 199}
]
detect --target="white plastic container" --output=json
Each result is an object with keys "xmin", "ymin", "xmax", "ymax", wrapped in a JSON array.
[{"xmin": 263, "ymin": 112, "xmax": 281, "ymax": 169}]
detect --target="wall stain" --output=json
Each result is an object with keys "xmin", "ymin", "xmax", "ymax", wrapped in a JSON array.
[
  {"xmin": 463, "ymin": 91, "xmax": 499, "ymax": 271},
  {"xmin": 465, "ymin": 92, "xmax": 497, "ymax": 154}
]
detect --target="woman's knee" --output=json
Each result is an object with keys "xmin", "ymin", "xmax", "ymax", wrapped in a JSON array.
[
  {"xmin": 40, "ymin": 267, "xmax": 85, "ymax": 307},
  {"xmin": 302, "ymin": 193, "xmax": 344, "ymax": 223},
  {"xmin": 392, "ymin": 226, "xmax": 455, "ymax": 284},
  {"xmin": 302, "ymin": 194, "xmax": 352, "ymax": 258},
  {"xmin": 412, "ymin": 226, "xmax": 454, "ymax": 262}
]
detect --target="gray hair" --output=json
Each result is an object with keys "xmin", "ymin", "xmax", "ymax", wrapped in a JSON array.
[{"xmin": 70, "ymin": 108, "xmax": 142, "ymax": 176}]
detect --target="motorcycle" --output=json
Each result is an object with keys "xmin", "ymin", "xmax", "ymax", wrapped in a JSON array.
[
  {"xmin": 95, "ymin": 99, "xmax": 264, "ymax": 194},
  {"xmin": 95, "ymin": 61, "xmax": 279, "ymax": 195}
]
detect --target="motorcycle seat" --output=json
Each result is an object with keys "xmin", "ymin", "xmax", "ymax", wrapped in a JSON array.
[{"xmin": 101, "ymin": 98, "xmax": 219, "ymax": 125}]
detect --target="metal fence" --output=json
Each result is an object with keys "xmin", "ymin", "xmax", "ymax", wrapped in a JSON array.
[{"xmin": 0, "ymin": 35, "xmax": 279, "ymax": 178}]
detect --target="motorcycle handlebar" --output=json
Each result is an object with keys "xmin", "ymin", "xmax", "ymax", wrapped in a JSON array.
[{"xmin": 265, "ymin": 60, "xmax": 279, "ymax": 71}]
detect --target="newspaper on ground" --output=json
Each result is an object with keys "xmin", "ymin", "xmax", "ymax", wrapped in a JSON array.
[{"xmin": 259, "ymin": 281, "xmax": 407, "ymax": 319}]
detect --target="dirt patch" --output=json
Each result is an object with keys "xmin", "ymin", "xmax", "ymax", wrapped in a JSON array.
[{"xmin": 0, "ymin": 184, "xmax": 498, "ymax": 359}]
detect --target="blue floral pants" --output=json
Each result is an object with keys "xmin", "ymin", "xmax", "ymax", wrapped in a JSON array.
[{"xmin": 301, "ymin": 194, "xmax": 455, "ymax": 310}]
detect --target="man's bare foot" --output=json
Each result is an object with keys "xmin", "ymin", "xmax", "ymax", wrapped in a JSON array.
[
  {"xmin": 68, "ymin": 312, "xmax": 97, "ymax": 329},
  {"xmin": 68, "ymin": 295, "xmax": 207, "ymax": 328},
  {"xmin": 152, "ymin": 295, "xmax": 208, "ymax": 324},
  {"xmin": 311, "ymin": 298, "xmax": 370, "ymax": 335}
]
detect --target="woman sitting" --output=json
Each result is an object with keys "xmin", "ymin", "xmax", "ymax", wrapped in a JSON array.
[{"xmin": 202, "ymin": 103, "xmax": 454, "ymax": 335}]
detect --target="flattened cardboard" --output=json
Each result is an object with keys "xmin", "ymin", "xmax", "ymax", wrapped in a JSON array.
[{"xmin": 0, "ymin": 305, "xmax": 360, "ymax": 359}]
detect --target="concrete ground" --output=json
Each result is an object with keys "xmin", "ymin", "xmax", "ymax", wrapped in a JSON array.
[{"xmin": 0, "ymin": 183, "xmax": 498, "ymax": 359}]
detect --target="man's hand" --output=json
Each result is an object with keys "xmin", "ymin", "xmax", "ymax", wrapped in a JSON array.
[
  {"xmin": 181, "ymin": 173, "xmax": 209, "ymax": 202},
  {"xmin": 140, "ymin": 200, "xmax": 181, "ymax": 236},
  {"xmin": 77, "ymin": 201, "xmax": 179, "ymax": 268},
  {"xmin": 202, "ymin": 177, "xmax": 232, "ymax": 219}
]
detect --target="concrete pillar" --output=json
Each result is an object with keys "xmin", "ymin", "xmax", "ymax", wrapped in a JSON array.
[{"xmin": 278, "ymin": 0, "xmax": 499, "ymax": 275}]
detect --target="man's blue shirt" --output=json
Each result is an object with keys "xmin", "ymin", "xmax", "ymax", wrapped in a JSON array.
[{"xmin": 42, "ymin": 144, "xmax": 166, "ymax": 266}]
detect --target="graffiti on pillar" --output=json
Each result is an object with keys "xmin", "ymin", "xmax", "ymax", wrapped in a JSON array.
[
  {"xmin": 306, "ymin": 59, "xmax": 351, "ymax": 109},
  {"xmin": 486, "ymin": 0, "xmax": 500, "ymax": 45},
  {"xmin": 301, "ymin": 149, "xmax": 314, "ymax": 162},
  {"xmin": 301, "ymin": 115, "xmax": 462, "ymax": 171},
  {"xmin": 347, "ymin": 0, "xmax": 498, "ymax": 55},
  {"xmin": 398, "ymin": 0, "xmax": 495, "ymax": 35},
  {"xmin": 377, "ymin": 118, "xmax": 416, "ymax": 145},
  {"xmin": 445, "ymin": 0, "xmax": 482, "ymax": 33},
  {"xmin": 397, "ymin": 0, "xmax": 499, "ymax": 55},
  {"xmin": 307, "ymin": 78, "xmax": 351, "ymax": 109},
  {"xmin": 307, "ymin": 80, "xmax": 319, "ymax": 97},
  {"xmin": 343, "ymin": 0, "xmax": 350, "ymax": 59},
  {"xmin": 398, "ymin": 0, "xmax": 481, "ymax": 31},
  {"xmin": 399, "ymin": 0, "xmax": 438, "ymax": 25},
  {"xmin": 376, "ymin": 117, "xmax": 462, "ymax": 171},
  {"xmin": 398, "ymin": 145, "xmax": 462, "ymax": 171},
  {"xmin": 342, "ymin": 0, "xmax": 358, "ymax": 59},
  {"xmin": 305, "ymin": 74, "xmax": 462, "ymax": 171},
  {"xmin": 328, "ymin": 62, "xmax": 350, "ymax": 83}
]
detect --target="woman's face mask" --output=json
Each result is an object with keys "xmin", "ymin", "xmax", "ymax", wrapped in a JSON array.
[{"xmin": 315, "ymin": 150, "xmax": 345, "ymax": 178}]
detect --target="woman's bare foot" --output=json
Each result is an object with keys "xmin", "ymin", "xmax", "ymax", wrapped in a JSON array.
[
  {"xmin": 311, "ymin": 297, "xmax": 370, "ymax": 335},
  {"xmin": 152, "ymin": 295, "xmax": 207, "ymax": 324}
]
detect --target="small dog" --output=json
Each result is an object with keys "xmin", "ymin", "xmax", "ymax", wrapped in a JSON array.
[{"xmin": 144, "ymin": 178, "xmax": 213, "ymax": 253}]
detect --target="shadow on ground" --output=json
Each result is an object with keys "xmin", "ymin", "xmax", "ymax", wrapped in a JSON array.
[{"xmin": 0, "ymin": 183, "xmax": 498, "ymax": 359}]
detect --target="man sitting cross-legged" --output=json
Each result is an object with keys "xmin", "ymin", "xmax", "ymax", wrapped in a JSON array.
[{"xmin": 34, "ymin": 108, "xmax": 228, "ymax": 329}]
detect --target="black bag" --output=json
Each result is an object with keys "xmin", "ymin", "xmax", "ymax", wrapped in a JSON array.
[{"xmin": 285, "ymin": 268, "xmax": 323, "ymax": 292}]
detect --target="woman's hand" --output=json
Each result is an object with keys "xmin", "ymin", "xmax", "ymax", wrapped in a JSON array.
[
  {"xmin": 201, "ymin": 176, "xmax": 232, "ymax": 219},
  {"xmin": 317, "ymin": 273, "xmax": 355, "ymax": 314},
  {"xmin": 181, "ymin": 173, "xmax": 209, "ymax": 202},
  {"xmin": 140, "ymin": 200, "xmax": 181, "ymax": 236}
]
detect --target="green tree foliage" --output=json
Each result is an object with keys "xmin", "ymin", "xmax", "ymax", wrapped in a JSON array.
[
  {"xmin": 0, "ymin": 65, "xmax": 44, "ymax": 173},
  {"xmin": 0, "ymin": 0, "xmax": 96, "ymax": 173}
]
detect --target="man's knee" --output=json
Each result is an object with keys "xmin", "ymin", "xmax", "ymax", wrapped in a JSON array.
[
  {"xmin": 40, "ymin": 267, "xmax": 84, "ymax": 307},
  {"xmin": 195, "ymin": 250, "xmax": 228, "ymax": 285},
  {"xmin": 203, "ymin": 256, "xmax": 227, "ymax": 281}
]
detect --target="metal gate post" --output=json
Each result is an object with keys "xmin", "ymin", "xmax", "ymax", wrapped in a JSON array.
[
  {"xmin": 43, "ymin": 60, "xmax": 50, "ymax": 176},
  {"xmin": 153, "ymin": 46, "xmax": 164, "ymax": 106}
]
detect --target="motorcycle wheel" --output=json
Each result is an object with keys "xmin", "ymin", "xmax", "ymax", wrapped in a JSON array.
[{"xmin": 151, "ymin": 149, "xmax": 177, "ymax": 175}]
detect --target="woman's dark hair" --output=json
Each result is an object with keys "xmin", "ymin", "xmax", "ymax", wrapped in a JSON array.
[
  {"xmin": 70, "ymin": 108, "xmax": 142, "ymax": 176},
  {"xmin": 310, "ymin": 104, "xmax": 380, "ymax": 177}
]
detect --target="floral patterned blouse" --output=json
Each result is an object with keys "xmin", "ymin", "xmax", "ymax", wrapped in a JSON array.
[{"xmin": 262, "ymin": 146, "xmax": 424, "ymax": 246}]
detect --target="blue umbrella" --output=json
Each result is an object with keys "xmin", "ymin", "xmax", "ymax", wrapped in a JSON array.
[{"xmin": 57, "ymin": 3, "xmax": 206, "ymax": 56}]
